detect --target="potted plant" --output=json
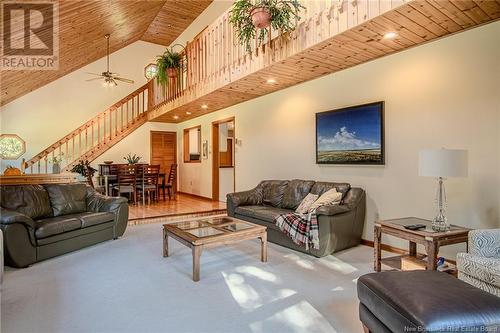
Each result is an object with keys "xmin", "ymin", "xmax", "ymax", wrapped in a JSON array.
[
  {"xmin": 124, "ymin": 153, "xmax": 141, "ymax": 165},
  {"xmin": 70, "ymin": 160, "xmax": 97, "ymax": 184},
  {"xmin": 50, "ymin": 154, "xmax": 64, "ymax": 174},
  {"xmin": 229, "ymin": 0, "xmax": 305, "ymax": 52},
  {"xmin": 156, "ymin": 46, "xmax": 185, "ymax": 85}
]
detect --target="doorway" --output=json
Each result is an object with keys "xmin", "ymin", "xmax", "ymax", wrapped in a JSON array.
[
  {"xmin": 212, "ymin": 117, "xmax": 235, "ymax": 202},
  {"xmin": 150, "ymin": 131, "xmax": 177, "ymax": 191}
]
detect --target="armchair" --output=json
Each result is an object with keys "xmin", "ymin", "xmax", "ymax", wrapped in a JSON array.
[{"xmin": 457, "ymin": 228, "xmax": 500, "ymax": 296}]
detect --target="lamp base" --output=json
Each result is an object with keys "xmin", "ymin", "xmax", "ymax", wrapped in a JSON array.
[{"xmin": 432, "ymin": 213, "xmax": 449, "ymax": 232}]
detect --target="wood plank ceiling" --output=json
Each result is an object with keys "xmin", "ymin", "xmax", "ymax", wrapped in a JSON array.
[
  {"xmin": 151, "ymin": 0, "xmax": 500, "ymax": 123},
  {"xmin": 0, "ymin": 0, "xmax": 212, "ymax": 107},
  {"xmin": 142, "ymin": 0, "xmax": 213, "ymax": 46}
]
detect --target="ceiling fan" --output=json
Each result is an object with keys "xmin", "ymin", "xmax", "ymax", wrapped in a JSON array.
[{"xmin": 86, "ymin": 34, "xmax": 134, "ymax": 87}]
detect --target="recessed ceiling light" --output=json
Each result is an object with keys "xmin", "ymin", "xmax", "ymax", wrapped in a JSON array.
[
  {"xmin": 383, "ymin": 32, "xmax": 397, "ymax": 39},
  {"xmin": 266, "ymin": 78, "xmax": 277, "ymax": 84},
  {"xmin": 201, "ymin": 104, "xmax": 208, "ymax": 109},
  {"xmin": 186, "ymin": 111, "xmax": 192, "ymax": 115},
  {"xmin": 173, "ymin": 115, "xmax": 179, "ymax": 120}
]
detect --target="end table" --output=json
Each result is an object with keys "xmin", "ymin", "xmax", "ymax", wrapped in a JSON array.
[{"xmin": 374, "ymin": 217, "xmax": 470, "ymax": 272}]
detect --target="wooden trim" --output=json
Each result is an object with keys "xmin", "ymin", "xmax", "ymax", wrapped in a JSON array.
[
  {"xmin": 212, "ymin": 116, "xmax": 235, "ymax": 125},
  {"xmin": 211, "ymin": 122, "xmax": 219, "ymax": 201},
  {"xmin": 0, "ymin": 174, "xmax": 77, "ymax": 185},
  {"xmin": 183, "ymin": 125, "xmax": 201, "ymax": 163},
  {"xmin": 177, "ymin": 191, "xmax": 218, "ymax": 201},
  {"xmin": 360, "ymin": 238, "xmax": 457, "ymax": 265}
]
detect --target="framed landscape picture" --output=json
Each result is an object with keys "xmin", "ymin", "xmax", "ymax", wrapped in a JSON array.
[{"xmin": 316, "ymin": 101, "xmax": 385, "ymax": 165}]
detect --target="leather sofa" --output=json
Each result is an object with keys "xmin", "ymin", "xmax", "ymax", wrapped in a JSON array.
[
  {"xmin": 227, "ymin": 180, "xmax": 366, "ymax": 257},
  {"xmin": 357, "ymin": 271, "xmax": 500, "ymax": 333},
  {"xmin": 0, "ymin": 183, "xmax": 129, "ymax": 268}
]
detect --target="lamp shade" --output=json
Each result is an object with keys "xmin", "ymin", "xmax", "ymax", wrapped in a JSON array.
[{"xmin": 419, "ymin": 149, "xmax": 468, "ymax": 178}]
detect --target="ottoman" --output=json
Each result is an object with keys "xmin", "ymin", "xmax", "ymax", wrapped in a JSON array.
[{"xmin": 357, "ymin": 271, "xmax": 500, "ymax": 333}]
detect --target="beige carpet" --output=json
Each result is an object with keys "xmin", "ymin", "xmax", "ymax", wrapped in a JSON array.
[{"xmin": 2, "ymin": 222, "xmax": 374, "ymax": 333}]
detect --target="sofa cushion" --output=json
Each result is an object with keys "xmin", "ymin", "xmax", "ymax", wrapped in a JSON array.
[
  {"xmin": 281, "ymin": 179, "xmax": 315, "ymax": 210},
  {"xmin": 235, "ymin": 205, "xmax": 292, "ymax": 223},
  {"xmin": 78, "ymin": 212, "xmax": 115, "ymax": 228},
  {"xmin": 308, "ymin": 189, "xmax": 342, "ymax": 212},
  {"xmin": 295, "ymin": 193, "xmax": 319, "ymax": 214},
  {"xmin": 0, "ymin": 185, "xmax": 52, "ymax": 219},
  {"xmin": 35, "ymin": 216, "xmax": 82, "ymax": 239},
  {"xmin": 44, "ymin": 184, "xmax": 87, "ymax": 217},
  {"xmin": 358, "ymin": 271, "xmax": 500, "ymax": 332},
  {"xmin": 310, "ymin": 182, "xmax": 351, "ymax": 198},
  {"xmin": 261, "ymin": 180, "xmax": 288, "ymax": 207}
]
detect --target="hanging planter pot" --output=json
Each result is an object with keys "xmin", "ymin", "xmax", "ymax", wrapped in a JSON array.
[
  {"xmin": 250, "ymin": 7, "xmax": 271, "ymax": 29},
  {"xmin": 166, "ymin": 67, "xmax": 178, "ymax": 79}
]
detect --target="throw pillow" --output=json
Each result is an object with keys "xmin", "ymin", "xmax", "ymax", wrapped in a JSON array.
[
  {"xmin": 308, "ymin": 188, "xmax": 342, "ymax": 212},
  {"xmin": 295, "ymin": 193, "xmax": 319, "ymax": 214}
]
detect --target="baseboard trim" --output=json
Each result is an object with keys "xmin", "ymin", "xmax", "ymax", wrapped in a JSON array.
[
  {"xmin": 360, "ymin": 239, "xmax": 456, "ymax": 265},
  {"xmin": 177, "ymin": 191, "xmax": 217, "ymax": 201}
]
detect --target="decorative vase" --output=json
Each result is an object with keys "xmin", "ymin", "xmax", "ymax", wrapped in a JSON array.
[
  {"xmin": 250, "ymin": 7, "xmax": 271, "ymax": 29},
  {"xmin": 166, "ymin": 68, "xmax": 178, "ymax": 78},
  {"xmin": 52, "ymin": 163, "xmax": 61, "ymax": 174},
  {"xmin": 3, "ymin": 167, "xmax": 21, "ymax": 176}
]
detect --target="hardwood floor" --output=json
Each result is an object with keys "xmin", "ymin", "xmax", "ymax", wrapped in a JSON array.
[{"xmin": 128, "ymin": 193, "xmax": 226, "ymax": 220}]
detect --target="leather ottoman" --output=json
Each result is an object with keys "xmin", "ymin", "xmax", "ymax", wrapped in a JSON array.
[{"xmin": 357, "ymin": 271, "xmax": 500, "ymax": 333}]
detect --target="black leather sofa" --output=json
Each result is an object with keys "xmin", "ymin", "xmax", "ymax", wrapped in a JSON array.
[
  {"xmin": 227, "ymin": 179, "xmax": 366, "ymax": 257},
  {"xmin": 358, "ymin": 271, "xmax": 500, "ymax": 333},
  {"xmin": 0, "ymin": 183, "xmax": 129, "ymax": 268}
]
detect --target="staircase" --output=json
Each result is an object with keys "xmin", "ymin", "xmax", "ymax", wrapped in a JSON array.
[{"xmin": 24, "ymin": 81, "xmax": 155, "ymax": 173}]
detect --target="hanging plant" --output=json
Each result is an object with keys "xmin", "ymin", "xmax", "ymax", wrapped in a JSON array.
[
  {"xmin": 229, "ymin": 0, "xmax": 305, "ymax": 52},
  {"xmin": 156, "ymin": 45, "xmax": 186, "ymax": 86}
]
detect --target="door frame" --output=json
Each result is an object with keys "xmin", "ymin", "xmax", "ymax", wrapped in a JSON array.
[
  {"xmin": 212, "ymin": 117, "xmax": 235, "ymax": 201},
  {"xmin": 150, "ymin": 130, "xmax": 177, "ymax": 191}
]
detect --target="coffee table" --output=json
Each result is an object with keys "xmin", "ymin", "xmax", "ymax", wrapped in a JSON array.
[{"xmin": 162, "ymin": 216, "xmax": 267, "ymax": 281}]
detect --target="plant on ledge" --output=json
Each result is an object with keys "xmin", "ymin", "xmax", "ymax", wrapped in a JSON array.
[
  {"xmin": 124, "ymin": 153, "xmax": 141, "ymax": 165},
  {"xmin": 229, "ymin": 0, "xmax": 305, "ymax": 52},
  {"xmin": 71, "ymin": 160, "xmax": 97, "ymax": 187},
  {"xmin": 156, "ymin": 45, "xmax": 185, "ymax": 86}
]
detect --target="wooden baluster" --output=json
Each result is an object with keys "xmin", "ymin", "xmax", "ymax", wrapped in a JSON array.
[
  {"xmin": 115, "ymin": 107, "xmax": 118, "ymax": 135},
  {"xmin": 37, "ymin": 161, "xmax": 40, "ymax": 173},
  {"xmin": 136, "ymin": 94, "xmax": 140, "ymax": 117},
  {"xmin": 85, "ymin": 126, "xmax": 88, "ymax": 152},
  {"xmin": 97, "ymin": 115, "xmax": 101, "ymax": 146},
  {"xmin": 79, "ymin": 129, "xmax": 82, "ymax": 157},
  {"xmin": 44, "ymin": 157, "xmax": 48, "ymax": 173},
  {"xmin": 109, "ymin": 109, "xmax": 112, "ymax": 140}
]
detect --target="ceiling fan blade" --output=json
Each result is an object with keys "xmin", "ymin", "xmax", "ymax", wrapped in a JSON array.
[
  {"xmin": 111, "ymin": 78, "xmax": 118, "ymax": 86},
  {"xmin": 86, "ymin": 77, "xmax": 104, "ymax": 82},
  {"xmin": 114, "ymin": 77, "xmax": 134, "ymax": 84},
  {"xmin": 85, "ymin": 72, "xmax": 104, "ymax": 76}
]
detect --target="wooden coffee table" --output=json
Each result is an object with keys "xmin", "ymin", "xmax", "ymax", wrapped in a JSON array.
[{"xmin": 162, "ymin": 216, "xmax": 267, "ymax": 281}]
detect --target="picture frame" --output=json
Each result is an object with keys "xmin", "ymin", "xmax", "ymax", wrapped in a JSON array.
[{"xmin": 316, "ymin": 101, "xmax": 385, "ymax": 165}]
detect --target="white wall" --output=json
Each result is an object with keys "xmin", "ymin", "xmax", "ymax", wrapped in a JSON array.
[
  {"xmin": 177, "ymin": 21, "xmax": 500, "ymax": 256},
  {"xmin": 0, "ymin": 40, "xmax": 167, "ymax": 171}
]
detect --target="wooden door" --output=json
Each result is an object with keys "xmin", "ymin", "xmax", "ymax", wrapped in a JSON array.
[{"xmin": 150, "ymin": 131, "xmax": 177, "ymax": 190}]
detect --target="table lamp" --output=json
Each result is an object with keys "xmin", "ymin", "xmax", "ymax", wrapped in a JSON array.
[{"xmin": 419, "ymin": 148, "xmax": 468, "ymax": 231}]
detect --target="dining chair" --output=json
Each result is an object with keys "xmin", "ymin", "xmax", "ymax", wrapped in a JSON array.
[
  {"xmin": 136, "ymin": 164, "xmax": 160, "ymax": 205},
  {"xmin": 112, "ymin": 164, "xmax": 137, "ymax": 204},
  {"xmin": 165, "ymin": 163, "xmax": 177, "ymax": 200}
]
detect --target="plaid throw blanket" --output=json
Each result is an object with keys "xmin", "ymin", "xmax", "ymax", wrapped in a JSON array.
[{"xmin": 274, "ymin": 211, "xmax": 319, "ymax": 250}]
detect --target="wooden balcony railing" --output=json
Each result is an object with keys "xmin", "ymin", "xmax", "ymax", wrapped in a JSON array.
[{"xmin": 148, "ymin": 0, "xmax": 405, "ymax": 121}]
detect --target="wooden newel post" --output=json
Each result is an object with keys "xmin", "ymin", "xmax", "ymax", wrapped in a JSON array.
[{"xmin": 147, "ymin": 80, "xmax": 154, "ymax": 111}]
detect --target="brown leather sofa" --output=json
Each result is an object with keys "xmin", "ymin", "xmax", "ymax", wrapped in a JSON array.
[
  {"xmin": 227, "ymin": 180, "xmax": 366, "ymax": 257},
  {"xmin": 0, "ymin": 183, "xmax": 129, "ymax": 268}
]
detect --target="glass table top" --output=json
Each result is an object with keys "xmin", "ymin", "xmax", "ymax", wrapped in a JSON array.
[
  {"xmin": 187, "ymin": 227, "xmax": 224, "ymax": 238},
  {"xmin": 222, "ymin": 222, "xmax": 254, "ymax": 232}
]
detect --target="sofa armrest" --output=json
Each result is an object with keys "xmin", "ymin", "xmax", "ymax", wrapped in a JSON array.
[
  {"xmin": 469, "ymin": 229, "xmax": 500, "ymax": 258},
  {"xmin": 86, "ymin": 187, "xmax": 129, "ymax": 238},
  {"xmin": 0, "ymin": 207, "xmax": 36, "ymax": 229},
  {"xmin": 342, "ymin": 187, "xmax": 365, "ymax": 209},
  {"xmin": 226, "ymin": 186, "xmax": 262, "ymax": 216},
  {"xmin": 315, "ymin": 205, "xmax": 351, "ymax": 216}
]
